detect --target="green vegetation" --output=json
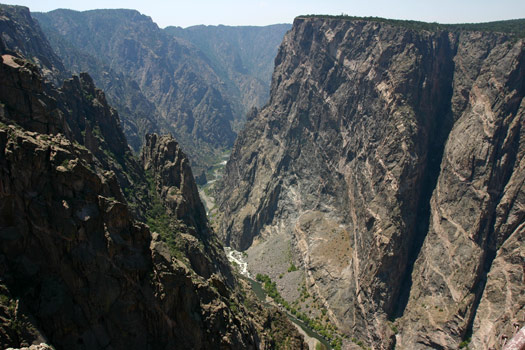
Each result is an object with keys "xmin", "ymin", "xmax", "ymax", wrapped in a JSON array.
[
  {"xmin": 287, "ymin": 262, "xmax": 298, "ymax": 272},
  {"xmin": 299, "ymin": 284, "xmax": 310, "ymax": 301},
  {"xmin": 315, "ymin": 342, "xmax": 327, "ymax": 350},
  {"xmin": 198, "ymin": 148, "xmax": 231, "ymax": 221},
  {"xmin": 256, "ymin": 273, "xmax": 344, "ymax": 350},
  {"xmin": 459, "ymin": 337, "xmax": 471, "ymax": 348},
  {"xmin": 0, "ymin": 293, "xmax": 11, "ymax": 306},
  {"xmin": 390, "ymin": 324, "xmax": 398, "ymax": 334},
  {"xmin": 256, "ymin": 274, "xmax": 281, "ymax": 301},
  {"xmin": 229, "ymin": 300, "xmax": 239, "ymax": 314},
  {"xmin": 123, "ymin": 186, "xmax": 136, "ymax": 202},
  {"xmin": 0, "ymin": 291, "xmax": 27, "ymax": 338},
  {"xmin": 144, "ymin": 170, "xmax": 177, "ymax": 251},
  {"xmin": 141, "ymin": 169, "xmax": 199, "ymax": 266},
  {"xmin": 298, "ymin": 15, "xmax": 525, "ymax": 38},
  {"xmin": 72, "ymin": 139, "xmax": 88, "ymax": 151},
  {"xmin": 92, "ymin": 124, "xmax": 102, "ymax": 138},
  {"xmin": 202, "ymin": 184, "xmax": 213, "ymax": 197}
]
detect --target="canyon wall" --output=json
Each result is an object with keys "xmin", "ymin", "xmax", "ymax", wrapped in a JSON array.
[
  {"xmin": 217, "ymin": 16, "xmax": 524, "ymax": 349},
  {"xmin": 0, "ymin": 5, "xmax": 305, "ymax": 349}
]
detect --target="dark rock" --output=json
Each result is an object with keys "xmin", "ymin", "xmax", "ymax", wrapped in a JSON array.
[
  {"xmin": 0, "ymin": 5, "xmax": 307, "ymax": 349},
  {"xmin": 142, "ymin": 133, "xmax": 208, "ymax": 235},
  {"xmin": 0, "ymin": 4, "xmax": 66, "ymax": 85},
  {"xmin": 217, "ymin": 16, "xmax": 525, "ymax": 349},
  {"xmin": 0, "ymin": 41, "xmax": 305, "ymax": 350}
]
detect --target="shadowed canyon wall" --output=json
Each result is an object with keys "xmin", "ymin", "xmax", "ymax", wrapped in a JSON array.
[{"xmin": 0, "ymin": 5, "xmax": 306, "ymax": 349}]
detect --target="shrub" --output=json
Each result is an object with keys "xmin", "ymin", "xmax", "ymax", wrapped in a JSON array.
[{"xmin": 459, "ymin": 338, "xmax": 471, "ymax": 348}]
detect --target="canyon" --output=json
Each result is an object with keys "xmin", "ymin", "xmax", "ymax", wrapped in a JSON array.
[
  {"xmin": 0, "ymin": 3, "xmax": 524, "ymax": 350},
  {"xmin": 0, "ymin": 4, "xmax": 305, "ymax": 349},
  {"xmin": 216, "ymin": 16, "xmax": 524, "ymax": 350},
  {"xmin": 33, "ymin": 9, "xmax": 289, "ymax": 180}
]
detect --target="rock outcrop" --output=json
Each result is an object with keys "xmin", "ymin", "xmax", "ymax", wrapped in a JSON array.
[
  {"xmin": 0, "ymin": 49, "xmax": 146, "ymax": 216},
  {"xmin": 140, "ymin": 132, "xmax": 234, "ymax": 282},
  {"xmin": 0, "ymin": 26, "xmax": 305, "ymax": 350},
  {"xmin": 217, "ymin": 16, "xmax": 524, "ymax": 349},
  {"xmin": 0, "ymin": 4, "xmax": 65, "ymax": 84},
  {"xmin": 142, "ymin": 134, "xmax": 208, "ymax": 234}
]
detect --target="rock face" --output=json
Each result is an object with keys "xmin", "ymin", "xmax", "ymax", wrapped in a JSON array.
[
  {"xmin": 34, "ymin": 24, "xmax": 163, "ymax": 152},
  {"xmin": 0, "ymin": 4, "xmax": 65, "ymax": 84},
  {"xmin": 0, "ymin": 53, "xmax": 242, "ymax": 350},
  {"xmin": 142, "ymin": 134, "xmax": 208, "ymax": 235},
  {"xmin": 0, "ymin": 46, "xmax": 146, "ymax": 216},
  {"xmin": 140, "ymin": 133, "xmax": 233, "ymax": 281},
  {"xmin": 217, "ymin": 16, "xmax": 525, "ymax": 349},
  {"xmin": 34, "ymin": 10, "xmax": 292, "ymax": 176},
  {"xmin": 33, "ymin": 9, "xmax": 236, "ymax": 175},
  {"xmin": 0, "ymin": 6, "xmax": 306, "ymax": 349},
  {"xmin": 165, "ymin": 24, "xmax": 291, "ymax": 129}
]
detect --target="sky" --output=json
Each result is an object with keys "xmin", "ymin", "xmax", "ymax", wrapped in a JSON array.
[{"xmin": 3, "ymin": 0, "xmax": 525, "ymax": 28}]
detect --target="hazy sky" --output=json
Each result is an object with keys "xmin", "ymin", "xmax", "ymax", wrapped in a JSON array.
[{"xmin": 3, "ymin": 0, "xmax": 525, "ymax": 28}]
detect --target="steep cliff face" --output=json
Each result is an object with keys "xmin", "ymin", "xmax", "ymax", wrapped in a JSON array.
[
  {"xmin": 142, "ymin": 134, "xmax": 208, "ymax": 234},
  {"xmin": 34, "ymin": 10, "xmax": 292, "ymax": 176},
  {"xmin": 165, "ymin": 24, "xmax": 291, "ymax": 129},
  {"xmin": 217, "ymin": 17, "xmax": 524, "ymax": 349},
  {"xmin": 0, "ymin": 52, "xmax": 146, "ymax": 218},
  {"xmin": 396, "ymin": 29, "xmax": 525, "ymax": 349},
  {"xmin": 139, "ymin": 133, "xmax": 307, "ymax": 350},
  {"xmin": 0, "ymin": 7, "xmax": 307, "ymax": 350},
  {"xmin": 140, "ymin": 133, "xmax": 233, "ymax": 281},
  {"xmin": 0, "ymin": 5, "xmax": 147, "ymax": 211},
  {"xmin": 34, "ymin": 9, "xmax": 237, "ymax": 176},
  {"xmin": 33, "ymin": 23, "xmax": 163, "ymax": 152},
  {"xmin": 0, "ymin": 27, "xmax": 305, "ymax": 350},
  {"xmin": 0, "ymin": 4, "xmax": 65, "ymax": 84},
  {"xmin": 1, "ymin": 4, "xmax": 153, "ymax": 152},
  {"xmin": 0, "ymin": 52, "xmax": 236, "ymax": 349}
]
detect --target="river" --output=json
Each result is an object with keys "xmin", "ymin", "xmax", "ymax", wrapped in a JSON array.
[
  {"xmin": 200, "ymin": 157, "xmax": 332, "ymax": 349},
  {"xmin": 225, "ymin": 247, "xmax": 332, "ymax": 350}
]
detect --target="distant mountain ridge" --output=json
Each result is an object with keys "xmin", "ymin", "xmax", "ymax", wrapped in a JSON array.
[
  {"xmin": 165, "ymin": 23, "xmax": 291, "ymax": 130},
  {"xmin": 33, "ymin": 9, "xmax": 290, "ymax": 178},
  {"xmin": 34, "ymin": 9, "xmax": 236, "ymax": 177}
]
